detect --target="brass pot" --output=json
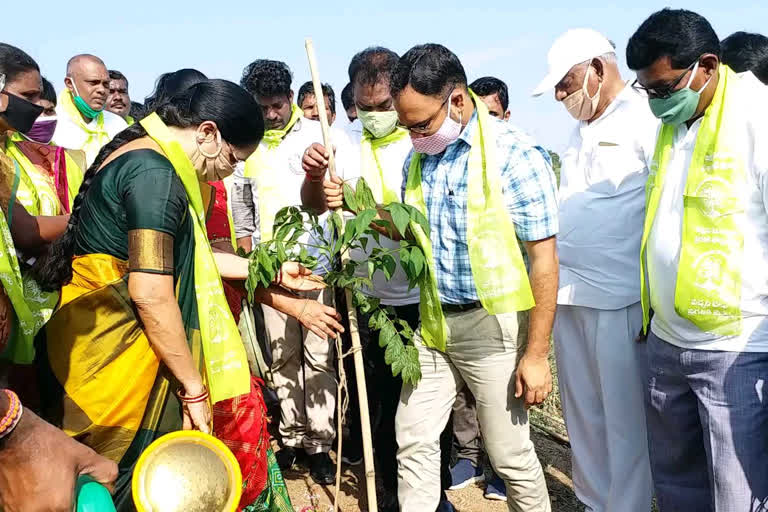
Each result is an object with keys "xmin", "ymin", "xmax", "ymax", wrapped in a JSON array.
[{"xmin": 132, "ymin": 431, "xmax": 242, "ymax": 512}]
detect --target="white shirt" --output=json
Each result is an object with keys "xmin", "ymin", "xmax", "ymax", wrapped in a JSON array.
[
  {"xmin": 648, "ymin": 71, "xmax": 768, "ymax": 352},
  {"xmin": 335, "ymin": 122, "xmax": 420, "ymax": 306},
  {"xmin": 231, "ymin": 117, "xmax": 333, "ymax": 272},
  {"xmin": 52, "ymin": 108, "xmax": 126, "ymax": 166},
  {"xmin": 558, "ymin": 84, "xmax": 659, "ymax": 309}
]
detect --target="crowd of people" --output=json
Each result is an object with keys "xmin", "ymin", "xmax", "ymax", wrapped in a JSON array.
[{"xmin": 0, "ymin": 6, "xmax": 767, "ymax": 512}]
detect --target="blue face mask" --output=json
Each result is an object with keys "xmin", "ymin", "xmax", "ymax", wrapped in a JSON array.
[{"xmin": 648, "ymin": 61, "xmax": 712, "ymax": 126}]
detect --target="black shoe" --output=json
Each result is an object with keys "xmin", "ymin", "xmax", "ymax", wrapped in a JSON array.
[
  {"xmin": 309, "ymin": 452, "xmax": 336, "ymax": 485},
  {"xmin": 341, "ymin": 440, "xmax": 363, "ymax": 466},
  {"xmin": 377, "ymin": 489, "xmax": 399, "ymax": 512},
  {"xmin": 276, "ymin": 447, "xmax": 298, "ymax": 471}
]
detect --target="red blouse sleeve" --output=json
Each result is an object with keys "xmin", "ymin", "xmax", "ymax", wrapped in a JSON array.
[{"xmin": 206, "ymin": 181, "xmax": 232, "ymax": 243}]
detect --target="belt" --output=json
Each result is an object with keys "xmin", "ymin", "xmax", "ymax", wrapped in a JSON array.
[{"xmin": 441, "ymin": 301, "xmax": 482, "ymax": 313}]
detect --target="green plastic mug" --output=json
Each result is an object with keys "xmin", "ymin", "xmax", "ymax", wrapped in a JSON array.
[{"xmin": 75, "ymin": 475, "xmax": 115, "ymax": 512}]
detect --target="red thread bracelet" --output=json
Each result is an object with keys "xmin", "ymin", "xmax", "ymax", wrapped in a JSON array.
[{"xmin": 177, "ymin": 386, "xmax": 209, "ymax": 404}]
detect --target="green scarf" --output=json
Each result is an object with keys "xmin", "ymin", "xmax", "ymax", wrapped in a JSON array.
[
  {"xmin": 641, "ymin": 65, "xmax": 744, "ymax": 336},
  {"xmin": 404, "ymin": 90, "xmax": 535, "ymax": 351},
  {"xmin": 141, "ymin": 113, "xmax": 250, "ymax": 403}
]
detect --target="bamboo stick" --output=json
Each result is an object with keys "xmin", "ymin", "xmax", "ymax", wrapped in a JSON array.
[{"xmin": 305, "ymin": 38, "xmax": 378, "ymax": 512}]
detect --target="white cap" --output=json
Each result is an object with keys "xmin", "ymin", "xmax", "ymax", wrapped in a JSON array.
[{"xmin": 532, "ymin": 28, "xmax": 615, "ymax": 97}]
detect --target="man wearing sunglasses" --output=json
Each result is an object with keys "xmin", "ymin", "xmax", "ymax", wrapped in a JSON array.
[
  {"xmin": 628, "ymin": 8, "xmax": 768, "ymax": 510},
  {"xmin": 532, "ymin": 28, "xmax": 658, "ymax": 512},
  {"xmin": 320, "ymin": 43, "xmax": 558, "ymax": 512}
]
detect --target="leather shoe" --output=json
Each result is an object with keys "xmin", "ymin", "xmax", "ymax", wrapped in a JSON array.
[
  {"xmin": 309, "ymin": 452, "xmax": 335, "ymax": 485},
  {"xmin": 276, "ymin": 446, "xmax": 298, "ymax": 471}
]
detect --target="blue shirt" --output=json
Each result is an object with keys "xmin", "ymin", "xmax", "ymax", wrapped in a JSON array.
[{"xmin": 402, "ymin": 111, "xmax": 559, "ymax": 305}]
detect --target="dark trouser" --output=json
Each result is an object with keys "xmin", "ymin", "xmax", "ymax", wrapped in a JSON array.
[
  {"xmin": 452, "ymin": 387, "xmax": 482, "ymax": 465},
  {"xmin": 645, "ymin": 331, "xmax": 768, "ymax": 511},
  {"xmin": 347, "ymin": 303, "xmax": 452, "ymax": 500}
]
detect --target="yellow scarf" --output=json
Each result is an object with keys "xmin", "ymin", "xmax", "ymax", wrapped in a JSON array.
[
  {"xmin": 141, "ymin": 114, "xmax": 250, "ymax": 403},
  {"xmin": 405, "ymin": 91, "xmax": 535, "ymax": 351},
  {"xmin": 0, "ymin": 153, "xmax": 56, "ymax": 364},
  {"xmin": 641, "ymin": 65, "xmax": 744, "ymax": 336},
  {"xmin": 58, "ymin": 90, "xmax": 110, "ymax": 159},
  {"xmin": 361, "ymin": 127, "xmax": 409, "ymax": 204},
  {"xmin": 243, "ymin": 104, "xmax": 304, "ymax": 241}
]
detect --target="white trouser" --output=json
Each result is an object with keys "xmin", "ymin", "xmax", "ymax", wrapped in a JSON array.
[
  {"xmin": 553, "ymin": 303, "xmax": 652, "ymax": 512},
  {"xmin": 396, "ymin": 307, "xmax": 551, "ymax": 512}
]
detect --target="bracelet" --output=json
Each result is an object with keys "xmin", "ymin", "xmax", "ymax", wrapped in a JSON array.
[
  {"xmin": 297, "ymin": 299, "xmax": 310, "ymax": 323},
  {"xmin": 176, "ymin": 386, "xmax": 209, "ymax": 404},
  {"xmin": 0, "ymin": 390, "xmax": 22, "ymax": 440}
]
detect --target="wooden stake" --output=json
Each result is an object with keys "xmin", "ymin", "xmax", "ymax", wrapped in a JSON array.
[{"xmin": 305, "ymin": 38, "xmax": 378, "ymax": 512}]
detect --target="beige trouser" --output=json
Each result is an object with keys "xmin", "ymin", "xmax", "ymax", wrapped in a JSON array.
[
  {"xmin": 263, "ymin": 288, "xmax": 336, "ymax": 454},
  {"xmin": 396, "ymin": 307, "xmax": 551, "ymax": 512}
]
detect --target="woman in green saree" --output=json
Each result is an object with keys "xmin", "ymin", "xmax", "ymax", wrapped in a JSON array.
[{"xmin": 32, "ymin": 80, "xmax": 336, "ymax": 511}]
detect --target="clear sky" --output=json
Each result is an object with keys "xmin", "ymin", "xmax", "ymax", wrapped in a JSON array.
[{"xmin": 5, "ymin": 0, "xmax": 764, "ymax": 153}]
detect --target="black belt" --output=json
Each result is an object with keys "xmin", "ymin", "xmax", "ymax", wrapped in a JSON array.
[{"xmin": 441, "ymin": 301, "xmax": 482, "ymax": 313}]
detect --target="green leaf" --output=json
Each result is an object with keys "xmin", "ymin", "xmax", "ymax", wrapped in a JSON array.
[
  {"xmin": 400, "ymin": 345, "xmax": 422, "ymax": 385},
  {"xmin": 386, "ymin": 203, "xmax": 411, "ymax": 238},
  {"xmin": 379, "ymin": 320, "xmax": 398, "ymax": 348},
  {"xmin": 396, "ymin": 318, "xmax": 415, "ymax": 339},
  {"xmin": 343, "ymin": 182, "xmax": 359, "ymax": 212},
  {"xmin": 381, "ymin": 254, "xmax": 396, "ymax": 280},
  {"xmin": 406, "ymin": 205, "xmax": 430, "ymax": 235},
  {"xmin": 367, "ymin": 260, "xmax": 375, "ymax": 279},
  {"xmin": 356, "ymin": 209, "xmax": 378, "ymax": 236},
  {"xmin": 330, "ymin": 210, "xmax": 344, "ymax": 237},
  {"xmin": 368, "ymin": 309, "xmax": 389, "ymax": 331},
  {"xmin": 408, "ymin": 245, "xmax": 424, "ymax": 279},
  {"xmin": 383, "ymin": 334, "xmax": 405, "ymax": 368},
  {"xmin": 276, "ymin": 241, "xmax": 288, "ymax": 262},
  {"xmin": 359, "ymin": 236, "xmax": 369, "ymax": 252},
  {"xmin": 389, "ymin": 336, "xmax": 407, "ymax": 376},
  {"xmin": 355, "ymin": 177, "xmax": 377, "ymax": 211},
  {"xmin": 399, "ymin": 247, "xmax": 411, "ymax": 275}
]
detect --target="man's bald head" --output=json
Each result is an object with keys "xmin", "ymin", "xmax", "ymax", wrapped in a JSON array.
[
  {"xmin": 66, "ymin": 54, "xmax": 106, "ymax": 76},
  {"xmin": 64, "ymin": 54, "xmax": 110, "ymax": 117}
]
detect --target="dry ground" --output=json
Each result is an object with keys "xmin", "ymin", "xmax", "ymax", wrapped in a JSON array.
[{"xmin": 278, "ymin": 343, "xmax": 585, "ymax": 512}]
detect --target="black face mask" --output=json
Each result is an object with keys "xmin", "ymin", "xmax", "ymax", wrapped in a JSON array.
[{"xmin": 0, "ymin": 91, "xmax": 44, "ymax": 133}]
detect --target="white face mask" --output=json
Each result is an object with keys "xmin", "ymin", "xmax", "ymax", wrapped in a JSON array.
[{"xmin": 562, "ymin": 62, "xmax": 602, "ymax": 121}]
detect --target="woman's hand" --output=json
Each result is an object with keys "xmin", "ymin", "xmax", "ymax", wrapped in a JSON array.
[
  {"xmin": 296, "ymin": 299, "xmax": 345, "ymax": 338},
  {"xmin": 278, "ymin": 262, "xmax": 326, "ymax": 292},
  {"xmin": 181, "ymin": 400, "xmax": 212, "ymax": 434}
]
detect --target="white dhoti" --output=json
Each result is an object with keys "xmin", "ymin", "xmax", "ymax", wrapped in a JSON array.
[{"xmin": 553, "ymin": 302, "xmax": 652, "ymax": 512}]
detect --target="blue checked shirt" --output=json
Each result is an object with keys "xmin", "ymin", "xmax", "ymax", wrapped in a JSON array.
[{"xmin": 401, "ymin": 111, "xmax": 559, "ymax": 305}]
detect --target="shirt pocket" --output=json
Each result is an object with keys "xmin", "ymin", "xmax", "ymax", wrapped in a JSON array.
[{"xmin": 586, "ymin": 143, "xmax": 647, "ymax": 196}]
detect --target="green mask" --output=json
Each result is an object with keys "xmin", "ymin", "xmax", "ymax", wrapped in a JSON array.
[
  {"xmin": 648, "ymin": 61, "xmax": 712, "ymax": 126},
  {"xmin": 70, "ymin": 81, "xmax": 103, "ymax": 120},
  {"xmin": 357, "ymin": 108, "xmax": 398, "ymax": 139}
]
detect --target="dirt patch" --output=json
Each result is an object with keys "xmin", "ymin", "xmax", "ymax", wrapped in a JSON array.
[
  {"xmin": 279, "ymin": 342, "xmax": 585, "ymax": 511},
  {"xmin": 281, "ymin": 429, "xmax": 582, "ymax": 512}
]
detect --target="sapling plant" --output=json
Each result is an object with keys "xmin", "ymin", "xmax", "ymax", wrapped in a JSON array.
[{"xmin": 244, "ymin": 177, "xmax": 430, "ymax": 385}]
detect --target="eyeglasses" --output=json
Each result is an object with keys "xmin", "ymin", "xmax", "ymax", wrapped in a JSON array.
[
  {"xmin": 632, "ymin": 59, "xmax": 698, "ymax": 99},
  {"xmin": 398, "ymin": 91, "xmax": 452, "ymax": 135}
]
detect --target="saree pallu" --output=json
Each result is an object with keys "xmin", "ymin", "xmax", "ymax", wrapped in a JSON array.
[{"xmin": 38, "ymin": 253, "xmax": 201, "ymax": 511}]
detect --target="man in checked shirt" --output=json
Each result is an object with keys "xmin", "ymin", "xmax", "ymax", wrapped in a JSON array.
[{"xmin": 320, "ymin": 43, "xmax": 559, "ymax": 512}]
